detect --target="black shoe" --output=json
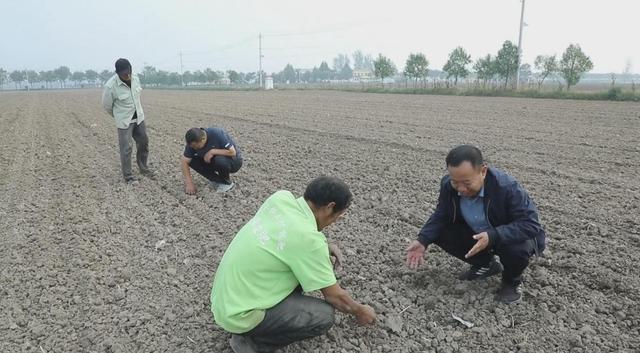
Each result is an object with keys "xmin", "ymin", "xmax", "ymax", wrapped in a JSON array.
[
  {"xmin": 140, "ymin": 169, "xmax": 156, "ymax": 179},
  {"xmin": 496, "ymin": 281, "xmax": 523, "ymax": 304},
  {"xmin": 458, "ymin": 258, "xmax": 503, "ymax": 281},
  {"xmin": 124, "ymin": 176, "xmax": 138, "ymax": 184},
  {"xmin": 230, "ymin": 334, "xmax": 258, "ymax": 353}
]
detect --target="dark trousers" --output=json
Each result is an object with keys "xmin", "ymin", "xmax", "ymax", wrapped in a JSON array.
[
  {"xmin": 433, "ymin": 223, "xmax": 536, "ymax": 284},
  {"xmin": 117, "ymin": 121, "xmax": 150, "ymax": 178},
  {"xmin": 189, "ymin": 155, "xmax": 242, "ymax": 184},
  {"xmin": 242, "ymin": 289, "xmax": 335, "ymax": 352}
]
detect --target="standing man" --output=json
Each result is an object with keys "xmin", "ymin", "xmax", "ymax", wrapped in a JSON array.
[
  {"xmin": 406, "ymin": 145, "xmax": 545, "ymax": 304},
  {"xmin": 101, "ymin": 58, "xmax": 153, "ymax": 183},
  {"xmin": 181, "ymin": 127, "xmax": 243, "ymax": 194},
  {"xmin": 211, "ymin": 176, "xmax": 376, "ymax": 353}
]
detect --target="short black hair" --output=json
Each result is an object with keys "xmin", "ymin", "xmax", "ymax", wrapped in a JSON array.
[
  {"xmin": 115, "ymin": 58, "xmax": 132, "ymax": 74},
  {"xmin": 185, "ymin": 128, "xmax": 205, "ymax": 144},
  {"xmin": 304, "ymin": 176, "xmax": 352, "ymax": 213},
  {"xmin": 446, "ymin": 145, "xmax": 484, "ymax": 168}
]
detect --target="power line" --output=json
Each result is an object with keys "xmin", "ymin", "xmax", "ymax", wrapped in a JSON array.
[
  {"xmin": 181, "ymin": 35, "xmax": 256, "ymax": 56},
  {"xmin": 261, "ymin": 21, "xmax": 371, "ymax": 38}
]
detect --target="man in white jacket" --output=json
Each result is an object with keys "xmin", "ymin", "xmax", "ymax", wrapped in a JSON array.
[{"xmin": 102, "ymin": 58, "xmax": 154, "ymax": 183}]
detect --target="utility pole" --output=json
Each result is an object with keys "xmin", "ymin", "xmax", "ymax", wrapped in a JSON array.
[
  {"xmin": 179, "ymin": 51, "xmax": 184, "ymax": 87},
  {"xmin": 258, "ymin": 33, "xmax": 263, "ymax": 89},
  {"xmin": 515, "ymin": 0, "xmax": 526, "ymax": 90},
  {"xmin": 25, "ymin": 69, "xmax": 30, "ymax": 91}
]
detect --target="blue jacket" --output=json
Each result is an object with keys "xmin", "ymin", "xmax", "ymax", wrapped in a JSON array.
[{"xmin": 418, "ymin": 167, "xmax": 546, "ymax": 253}]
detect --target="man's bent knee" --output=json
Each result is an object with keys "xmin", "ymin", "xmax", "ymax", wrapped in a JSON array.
[
  {"xmin": 311, "ymin": 301, "xmax": 335, "ymax": 334},
  {"xmin": 495, "ymin": 241, "xmax": 535, "ymax": 261}
]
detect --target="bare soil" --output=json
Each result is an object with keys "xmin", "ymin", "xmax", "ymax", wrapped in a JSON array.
[{"xmin": 1, "ymin": 89, "xmax": 639, "ymax": 353}]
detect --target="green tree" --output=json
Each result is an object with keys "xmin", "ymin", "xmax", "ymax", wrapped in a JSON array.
[
  {"xmin": 54, "ymin": 66, "xmax": 71, "ymax": 88},
  {"xmin": 227, "ymin": 70, "xmax": 241, "ymax": 84},
  {"xmin": 443, "ymin": 46, "xmax": 471, "ymax": 85},
  {"xmin": 193, "ymin": 70, "xmax": 207, "ymax": 84},
  {"xmin": 10, "ymin": 70, "xmax": 25, "ymax": 89},
  {"xmin": 373, "ymin": 54, "xmax": 397, "ymax": 88},
  {"xmin": 99, "ymin": 69, "xmax": 112, "ymax": 83},
  {"xmin": 559, "ymin": 44, "xmax": 593, "ymax": 90},
  {"xmin": 473, "ymin": 54, "xmax": 497, "ymax": 87},
  {"xmin": 40, "ymin": 70, "xmax": 57, "ymax": 88},
  {"xmin": 0, "ymin": 68, "xmax": 7, "ymax": 89},
  {"xmin": 71, "ymin": 71, "xmax": 86, "ymax": 87},
  {"xmin": 533, "ymin": 55, "xmax": 558, "ymax": 89},
  {"xmin": 339, "ymin": 63, "xmax": 353, "ymax": 80},
  {"xmin": 280, "ymin": 64, "xmax": 297, "ymax": 83},
  {"xmin": 182, "ymin": 71, "xmax": 193, "ymax": 85},
  {"xmin": 518, "ymin": 63, "xmax": 532, "ymax": 86},
  {"xmin": 244, "ymin": 72, "xmax": 256, "ymax": 83},
  {"xmin": 26, "ymin": 70, "xmax": 39, "ymax": 86},
  {"xmin": 157, "ymin": 70, "xmax": 170, "ymax": 85},
  {"xmin": 317, "ymin": 61, "xmax": 333, "ymax": 81},
  {"xmin": 404, "ymin": 53, "xmax": 429, "ymax": 88},
  {"xmin": 204, "ymin": 68, "xmax": 220, "ymax": 83},
  {"xmin": 301, "ymin": 70, "xmax": 313, "ymax": 82},
  {"xmin": 495, "ymin": 40, "xmax": 519, "ymax": 88},
  {"xmin": 168, "ymin": 72, "xmax": 181, "ymax": 86},
  {"xmin": 85, "ymin": 70, "xmax": 98, "ymax": 85},
  {"xmin": 353, "ymin": 50, "xmax": 373, "ymax": 70},
  {"xmin": 333, "ymin": 54, "xmax": 350, "ymax": 72},
  {"xmin": 139, "ymin": 66, "xmax": 155, "ymax": 85}
]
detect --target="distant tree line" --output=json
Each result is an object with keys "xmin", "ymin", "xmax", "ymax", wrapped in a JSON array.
[
  {"xmin": 268, "ymin": 43, "xmax": 597, "ymax": 91},
  {"xmin": 139, "ymin": 66, "xmax": 257, "ymax": 86},
  {"xmin": 0, "ymin": 43, "xmax": 605, "ymax": 91}
]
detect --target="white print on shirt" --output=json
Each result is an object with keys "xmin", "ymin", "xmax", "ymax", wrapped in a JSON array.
[
  {"xmin": 252, "ymin": 218, "xmax": 270, "ymax": 246},
  {"xmin": 252, "ymin": 206, "xmax": 288, "ymax": 250}
]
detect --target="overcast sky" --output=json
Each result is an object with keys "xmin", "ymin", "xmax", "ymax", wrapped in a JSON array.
[{"xmin": 2, "ymin": 0, "xmax": 638, "ymax": 74}]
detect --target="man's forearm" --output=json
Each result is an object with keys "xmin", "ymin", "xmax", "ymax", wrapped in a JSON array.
[
  {"xmin": 181, "ymin": 161, "xmax": 193, "ymax": 184},
  {"xmin": 325, "ymin": 289, "xmax": 364, "ymax": 315},
  {"xmin": 210, "ymin": 148, "xmax": 236, "ymax": 157}
]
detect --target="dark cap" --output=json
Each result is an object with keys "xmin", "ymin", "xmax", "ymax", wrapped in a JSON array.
[{"xmin": 115, "ymin": 58, "xmax": 132, "ymax": 74}]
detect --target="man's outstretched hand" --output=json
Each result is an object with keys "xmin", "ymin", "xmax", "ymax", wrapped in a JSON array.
[
  {"xmin": 406, "ymin": 240, "xmax": 426, "ymax": 270},
  {"xmin": 465, "ymin": 232, "xmax": 489, "ymax": 258}
]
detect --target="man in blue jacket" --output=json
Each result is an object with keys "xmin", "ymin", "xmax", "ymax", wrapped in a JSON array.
[{"xmin": 406, "ymin": 145, "xmax": 545, "ymax": 304}]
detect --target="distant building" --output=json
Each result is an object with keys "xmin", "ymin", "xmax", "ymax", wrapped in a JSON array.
[
  {"xmin": 265, "ymin": 75, "xmax": 274, "ymax": 90},
  {"xmin": 353, "ymin": 69, "xmax": 374, "ymax": 81}
]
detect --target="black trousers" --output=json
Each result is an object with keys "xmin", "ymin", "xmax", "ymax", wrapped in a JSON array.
[
  {"xmin": 241, "ymin": 289, "xmax": 334, "ymax": 352},
  {"xmin": 433, "ymin": 223, "xmax": 536, "ymax": 284},
  {"xmin": 189, "ymin": 156, "xmax": 242, "ymax": 184}
]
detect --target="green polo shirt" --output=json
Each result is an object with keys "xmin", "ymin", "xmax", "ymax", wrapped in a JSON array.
[{"xmin": 210, "ymin": 190, "xmax": 337, "ymax": 333}]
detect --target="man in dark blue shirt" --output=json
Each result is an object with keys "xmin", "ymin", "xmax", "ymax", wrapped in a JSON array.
[
  {"xmin": 181, "ymin": 127, "xmax": 243, "ymax": 194},
  {"xmin": 406, "ymin": 145, "xmax": 545, "ymax": 304}
]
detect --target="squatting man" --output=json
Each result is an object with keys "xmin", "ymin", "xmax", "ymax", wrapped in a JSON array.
[{"xmin": 406, "ymin": 145, "xmax": 546, "ymax": 304}]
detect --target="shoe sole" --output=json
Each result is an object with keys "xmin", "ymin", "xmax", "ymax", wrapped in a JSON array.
[
  {"xmin": 496, "ymin": 295, "xmax": 523, "ymax": 304},
  {"xmin": 217, "ymin": 183, "xmax": 235, "ymax": 193}
]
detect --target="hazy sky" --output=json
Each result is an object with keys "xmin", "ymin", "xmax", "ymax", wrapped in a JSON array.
[{"xmin": 2, "ymin": 0, "xmax": 639, "ymax": 74}]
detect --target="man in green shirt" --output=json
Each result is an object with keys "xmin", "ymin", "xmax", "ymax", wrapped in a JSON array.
[{"xmin": 211, "ymin": 176, "xmax": 376, "ymax": 353}]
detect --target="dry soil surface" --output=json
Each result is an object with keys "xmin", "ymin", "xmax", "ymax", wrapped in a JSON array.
[{"xmin": 1, "ymin": 89, "xmax": 639, "ymax": 353}]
